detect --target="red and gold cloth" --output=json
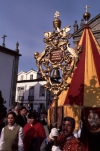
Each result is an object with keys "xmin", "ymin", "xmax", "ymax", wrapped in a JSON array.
[
  {"xmin": 49, "ymin": 24, "xmax": 100, "ymax": 132},
  {"xmin": 57, "ymin": 134, "xmax": 85, "ymax": 151}
]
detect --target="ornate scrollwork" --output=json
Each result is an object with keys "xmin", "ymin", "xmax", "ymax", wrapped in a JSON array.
[{"xmin": 34, "ymin": 11, "xmax": 82, "ymax": 98}]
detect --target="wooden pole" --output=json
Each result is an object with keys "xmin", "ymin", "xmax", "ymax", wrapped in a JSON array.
[{"xmin": 54, "ymin": 97, "xmax": 58, "ymax": 145}]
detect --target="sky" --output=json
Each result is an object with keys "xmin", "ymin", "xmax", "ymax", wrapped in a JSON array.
[{"xmin": 0, "ymin": 0, "xmax": 100, "ymax": 73}]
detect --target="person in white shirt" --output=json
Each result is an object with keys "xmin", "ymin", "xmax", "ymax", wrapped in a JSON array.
[{"xmin": 0, "ymin": 111, "xmax": 24, "ymax": 151}]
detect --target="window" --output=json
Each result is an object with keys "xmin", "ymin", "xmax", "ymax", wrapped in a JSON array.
[
  {"xmin": 30, "ymin": 74, "xmax": 33, "ymax": 80},
  {"xmin": 28, "ymin": 86, "xmax": 34, "ymax": 101},
  {"xmin": 29, "ymin": 86, "xmax": 34, "ymax": 96},
  {"xmin": 17, "ymin": 87, "xmax": 24, "ymax": 102},
  {"xmin": 46, "ymin": 90, "xmax": 50, "ymax": 99},
  {"xmin": 19, "ymin": 87, "xmax": 24, "ymax": 96},
  {"xmin": 21, "ymin": 75, "xmax": 24, "ymax": 80},
  {"xmin": 39, "ymin": 86, "xmax": 45, "ymax": 97},
  {"xmin": 18, "ymin": 96, "xmax": 24, "ymax": 101}
]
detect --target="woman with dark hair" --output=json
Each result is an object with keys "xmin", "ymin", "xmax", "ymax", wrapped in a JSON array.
[
  {"xmin": 23, "ymin": 112, "xmax": 46, "ymax": 151},
  {"xmin": 0, "ymin": 111, "xmax": 24, "ymax": 151}
]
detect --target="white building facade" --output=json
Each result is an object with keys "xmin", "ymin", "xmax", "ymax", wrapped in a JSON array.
[
  {"xmin": 15, "ymin": 70, "xmax": 53, "ymax": 111},
  {"xmin": 0, "ymin": 45, "xmax": 21, "ymax": 109}
]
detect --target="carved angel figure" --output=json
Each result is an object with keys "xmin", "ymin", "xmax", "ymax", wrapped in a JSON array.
[
  {"xmin": 67, "ymin": 43, "xmax": 78, "ymax": 58},
  {"xmin": 44, "ymin": 32, "xmax": 52, "ymax": 38},
  {"xmin": 34, "ymin": 50, "xmax": 46, "ymax": 72}
]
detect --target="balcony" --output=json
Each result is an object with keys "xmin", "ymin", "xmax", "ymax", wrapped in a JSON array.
[
  {"xmin": 17, "ymin": 96, "xmax": 24, "ymax": 103},
  {"xmin": 28, "ymin": 96, "xmax": 34, "ymax": 101}
]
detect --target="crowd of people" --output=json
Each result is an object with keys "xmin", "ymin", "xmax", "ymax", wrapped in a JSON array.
[
  {"xmin": 0, "ymin": 104, "xmax": 47, "ymax": 151},
  {"xmin": 0, "ymin": 104, "xmax": 85, "ymax": 151}
]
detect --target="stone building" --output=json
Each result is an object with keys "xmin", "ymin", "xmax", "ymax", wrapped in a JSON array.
[{"xmin": 73, "ymin": 13, "xmax": 100, "ymax": 48}]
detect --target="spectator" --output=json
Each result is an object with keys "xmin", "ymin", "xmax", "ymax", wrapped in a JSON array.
[
  {"xmin": 14, "ymin": 105, "xmax": 20, "ymax": 115},
  {"xmin": 16, "ymin": 106, "xmax": 27, "ymax": 127},
  {"xmin": 26, "ymin": 111, "xmax": 31, "ymax": 122},
  {"xmin": 40, "ymin": 112, "xmax": 47, "ymax": 125},
  {"xmin": 37, "ymin": 104, "xmax": 41, "ymax": 118},
  {"xmin": 3, "ymin": 109, "xmax": 12, "ymax": 126},
  {"xmin": 26, "ymin": 103, "xmax": 31, "ymax": 111},
  {"xmin": 23, "ymin": 112, "xmax": 46, "ymax": 151},
  {"xmin": 0, "ymin": 111, "xmax": 23, "ymax": 151}
]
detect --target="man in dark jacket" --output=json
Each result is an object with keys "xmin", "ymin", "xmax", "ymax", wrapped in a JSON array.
[{"xmin": 16, "ymin": 106, "xmax": 27, "ymax": 127}]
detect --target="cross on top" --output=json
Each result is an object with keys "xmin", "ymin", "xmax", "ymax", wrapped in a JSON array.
[
  {"xmin": 84, "ymin": 5, "xmax": 89, "ymax": 12},
  {"xmin": 54, "ymin": 11, "xmax": 60, "ymax": 18},
  {"xmin": 2, "ymin": 35, "xmax": 7, "ymax": 47}
]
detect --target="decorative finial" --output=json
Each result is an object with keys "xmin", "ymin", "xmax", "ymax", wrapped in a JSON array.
[
  {"xmin": 73, "ymin": 20, "xmax": 78, "ymax": 32},
  {"xmin": 84, "ymin": 5, "xmax": 89, "ymax": 12},
  {"xmin": 15, "ymin": 41, "xmax": 19, "ymax": 53},
  {"xmin": 80, "ymin": 19, "xmax": 84, "ymax": 27},
  {"xmin": 54, "ymin": 11, "xmax": 60, "ymax": 18},
  {"xmin": 2, "ymin": 35, "xmax": 7, "ymax": 47},
  {"xmin": 83, "ymin": 5, "xmax": 91, "ymax": 24},
  {"xmin": 53, "ymin": 11, "xmax": 61, "ymax": 30}
]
